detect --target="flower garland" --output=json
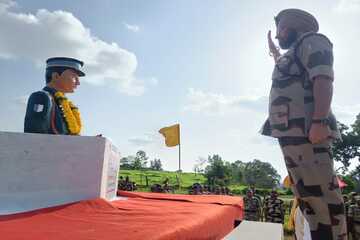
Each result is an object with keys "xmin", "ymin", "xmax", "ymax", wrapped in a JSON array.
[{"xmin": 54, "ymin": 92, "xmax": 82, "ymax": 135}]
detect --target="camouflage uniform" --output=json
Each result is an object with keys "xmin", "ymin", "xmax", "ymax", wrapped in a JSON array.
[
  {"xmin": 244, "ymin": 196, "xmax": 261, "ymax": 221},
  {"xmin": 348, "ymin": 201, "xmax": 360, "ymax": 240},
  {"xmin": 264, "ymin": 197, "xmax": 285, "ymax": 223},
  {"xmin": 261, "ymin": 32, "xmax": 346, "ymax": 240},
  {"xmin": 345, "ymin": 196, "xmax": 355, "ymax": 238}
]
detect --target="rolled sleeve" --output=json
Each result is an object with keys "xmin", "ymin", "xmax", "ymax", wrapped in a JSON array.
[{"xmin": 298, "ymin": 34, "xmax": 334, "ymax": 81}]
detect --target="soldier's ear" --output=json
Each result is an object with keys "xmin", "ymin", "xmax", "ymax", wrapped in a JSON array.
[{"xmin": 51, "ymin": 72, "xmax": 60, "ymax": 82}]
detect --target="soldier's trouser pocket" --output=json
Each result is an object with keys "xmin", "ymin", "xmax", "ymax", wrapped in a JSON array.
[{"xmin": 269, "ymin": 104, "xmax": 289, "ymax": 130}]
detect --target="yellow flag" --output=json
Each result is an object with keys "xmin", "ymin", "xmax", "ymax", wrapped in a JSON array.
[
  {"xmin": 159, "ymin": 124, "xmax": 180, "ymax": 147},
  {"xmin": 283, "ymin": 175, "xmax": 292, "ymax": 188}
]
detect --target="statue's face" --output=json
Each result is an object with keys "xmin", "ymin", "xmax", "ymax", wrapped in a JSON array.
[{"xmin": 54, "ymin": 69, "xmax": 80, "ymax": 93}]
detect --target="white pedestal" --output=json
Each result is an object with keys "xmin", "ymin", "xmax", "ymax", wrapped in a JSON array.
[
  {"xmin": 0, "ymin": 131, "xmax": 120, "ymax": 215},
  {"xmin": 224, "ymin": 221, "xmax": 284, "ymax": 240}
]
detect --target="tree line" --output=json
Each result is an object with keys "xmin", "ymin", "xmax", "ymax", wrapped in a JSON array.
[
  {"xmin": 120, "ymin": 150, "xmax": 163, "ymax": 171},
  {"xmin": 198, "ymin": 155, "xmax": 281, "ymax": 189}
]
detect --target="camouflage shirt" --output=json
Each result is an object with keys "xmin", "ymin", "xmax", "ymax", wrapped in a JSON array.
[
  {"xmin": 261, "ymin": 32, "xmax": 340, "ymax": 139},
  {"xmin": 244, "ymin": 196, "xmax": 261, "ymax": 221},
  {"xmin": 348, "ymin": 204, "xmax": 360, "ymax": 224},
  {"xmin": 264, "ymin": 197, "xmax": 285, "ymax": 223}
]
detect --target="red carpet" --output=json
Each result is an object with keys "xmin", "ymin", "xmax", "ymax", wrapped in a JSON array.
[{"xmin": 0, "ymin": 192, "xmax": 243, "ymax": 240}]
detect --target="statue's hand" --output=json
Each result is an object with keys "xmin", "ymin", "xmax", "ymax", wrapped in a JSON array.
[{"xmin": 267, "ymin": 30, "xmax": 280, "ymax": 59}]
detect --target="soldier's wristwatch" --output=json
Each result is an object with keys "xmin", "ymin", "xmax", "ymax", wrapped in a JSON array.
[{"xmin": 312, "ymin": 118, "xmax": 330, "ymax": 125}]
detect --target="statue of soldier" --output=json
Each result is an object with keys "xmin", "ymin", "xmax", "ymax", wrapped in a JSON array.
[
  {"xmin": 263, "ymin": 190, "xmax": 285, "ymax": 224},
  {"xmin": 24, "ymin": 57, "xmax": 85, "ymax": 135},
  {"xmin": 243, "ymin": 189, "xmax": 261, "ymax": 221}
]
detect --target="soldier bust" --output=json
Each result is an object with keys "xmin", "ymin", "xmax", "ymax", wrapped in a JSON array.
[{"xmin": 24, "ymin": 57, "xmax": 85, "ymax": 135}]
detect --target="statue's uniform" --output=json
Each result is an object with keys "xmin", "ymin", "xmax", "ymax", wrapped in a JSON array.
[
  {"xmin": 261, "ymin": 32, "xmax": 346, "ymax": 239},
  {"xmin": 24, "ymin": 86, "xmax": 69, "ymax": 135},
  {"xmin": 244, "ymin": 196, "xmax": 261, "ymax": 221}
]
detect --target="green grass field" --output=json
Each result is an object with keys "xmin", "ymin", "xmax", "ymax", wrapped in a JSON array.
[{"xmin": 119, "ymin": 169, "xmax": 207, "ymax": 193}]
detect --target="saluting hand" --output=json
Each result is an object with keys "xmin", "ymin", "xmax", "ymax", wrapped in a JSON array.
[
  {"xmin": 267, "ymin": 30, "xmax": 280, "ymax": 61},
  {"xmin": 308, "ymin": 124, "xmax": 330, "ymax": 144}
]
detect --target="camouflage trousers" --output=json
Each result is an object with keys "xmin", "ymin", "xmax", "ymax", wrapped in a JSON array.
[
  {"xmin": 278, "ymin": 137, "xmax": 347, "ymax": 240},
  {"xmin": 353, "ymin": 223, "xmax": 360, "ymax": 240}
]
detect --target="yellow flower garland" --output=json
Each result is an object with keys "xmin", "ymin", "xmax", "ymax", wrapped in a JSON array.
[{"xmin": 54, "ymin": 92, "xmax": 82, "ymax": 135}]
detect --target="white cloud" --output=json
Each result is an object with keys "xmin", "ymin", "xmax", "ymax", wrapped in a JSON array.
[
  {"xmin": 128, "ymin": 133, "xmax": 158, "ymax": 146},
  {"xmin": 123, "ymin": 22, "xmax": 140, "ymax": 33},
  {"xmin": 333, "ymin": 0, "xmax": 360, "ymax": 13},
  {"xmin": 333, "ymin": 103, "xmax": 360, "ymax": 124},
  {"xmin": 183, "ymin": 88, "xmax": 268, "ymax": 115},
  {"xmin": 0, "ymin": 1, "xmax": 145, "ymax": 96}
]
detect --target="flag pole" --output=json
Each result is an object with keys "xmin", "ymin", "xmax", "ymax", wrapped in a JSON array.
[
  {"xmin": 178, "ymin": 124, "xmax": 181, "ymax": 172},
  {"xmin": 178, "ymin": 143, "xmax": 181, "ymax": 171},
  {"xmin": 178, "ymin": 125, "xmax": 181, "ymax": 190}
]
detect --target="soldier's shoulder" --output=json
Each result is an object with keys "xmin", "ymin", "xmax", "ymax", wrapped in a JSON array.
[
  {"xmin": 297, "ymin": 33, "xmax": 332, "ymax": 51},
  {"xmin": 28, "ymin": 91, "xmax": 52, "ymax": 102},
  {"xmin": 349, "ymin": 204, "xmax": 358, "ymax": 209},
  {"xmin": 25, "ymin": 90, "xmax": 52, "ymax": 116}
]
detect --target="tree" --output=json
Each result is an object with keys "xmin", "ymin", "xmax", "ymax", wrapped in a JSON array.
[
  {"xmin": 340, "ymin": 175, "xmax": 356, "ymax": 194},
  {"xmin": 243, "ymin": 159, "xmax": 281, "ymax": 188},
  {"xmin": 150, "ymin": 158, "xmax": 163, "ymax": 171},
  {"xmin": 132, "ymin": 150, "xmax": 148, "ymax": 170},
  {"xmin": 120, "ymin": 156, "xmax": 135, "ymax": 169},
  {"xmin": 332, "ymin": 121, "xmax": 360, "ymax": 173},
  {"xmin": 229, "ymin": 160, "xmax": 246, "ymax": 184},
  {"xmin": 193, "ymin": 157, "xmax": 207, "ymax": 175},
  {"xmin": 204, "ymin": 154, "xmax": 232, "ymax": 186}
]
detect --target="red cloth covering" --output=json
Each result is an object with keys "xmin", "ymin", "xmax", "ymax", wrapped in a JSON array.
[{"xmin": 0, "ymin": 192, "xmax": 243, "ymax": 240}]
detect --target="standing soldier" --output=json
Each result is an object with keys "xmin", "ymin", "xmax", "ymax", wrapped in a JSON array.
[
  {"xmin": 261, "ymin": 9, "xmax": 346, "ymax": 239},
  {"xmin": 348, "ymin": 196, "xmax": 360, "ymax": 240},
  {"xmin": 244, "ymin": 189, "xmax": 261, "ymax": 221},
  {"xmin": 263, "ymin": 190, "xmax": 285, "ymax": 224},
  {"xmin": 250, "ymin": 185, "xmax": 263, "ymax": 207}
]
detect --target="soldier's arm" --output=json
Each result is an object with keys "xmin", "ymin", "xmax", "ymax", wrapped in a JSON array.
[
  {"xmin": 24, "ymin": 92, "xmax": 52, "ymax": 134},
  {"xmin": 298, "ymin": 35, "xmax": 334, "ymax": 143},
  {"xmin": 299, "ymin": 35, "xmax": 334, "ymax": 120},
  {"xmin": 280, "ymin": 200, "xmax": 285, "ymax": 220},
  {"xmin": 313, "ymin": 76, "xmax": 333, "ymax": 119},
  {"xmin": 263, "ymin": 202, "xmax": 268, "ymax": 219},
  {"xmin": 257, "ymin": 200, "xmax": 262, "ymax": 218}
]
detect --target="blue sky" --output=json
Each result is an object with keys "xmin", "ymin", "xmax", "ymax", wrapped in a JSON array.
[{"xmin": 1, "ymin": 0, "xmax": 359, "ymax": 179}]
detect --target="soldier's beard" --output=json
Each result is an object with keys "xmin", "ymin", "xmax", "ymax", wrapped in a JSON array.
[{"xmin": 278, "ymin": 29, "xmax": 298, "ymax": 49}]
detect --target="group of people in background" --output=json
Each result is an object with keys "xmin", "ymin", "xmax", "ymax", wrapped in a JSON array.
[
  {"xmin": 150, "ymin": 178, "xmax": 174, "ymax": 193},
  {"xmin": 118, "ymin": 176, "xmax": 137, "ymax": 192},
  {"xmin": 188, "ymin": 183, "xmax": 232, "ymax": 196},
  {"xmin": 345, "ymin": 192, "xmax": 360, "ymax": 240},
  {"xmin": 243, "ymin": 188, "xmax": 285, "ymax": 224}
]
